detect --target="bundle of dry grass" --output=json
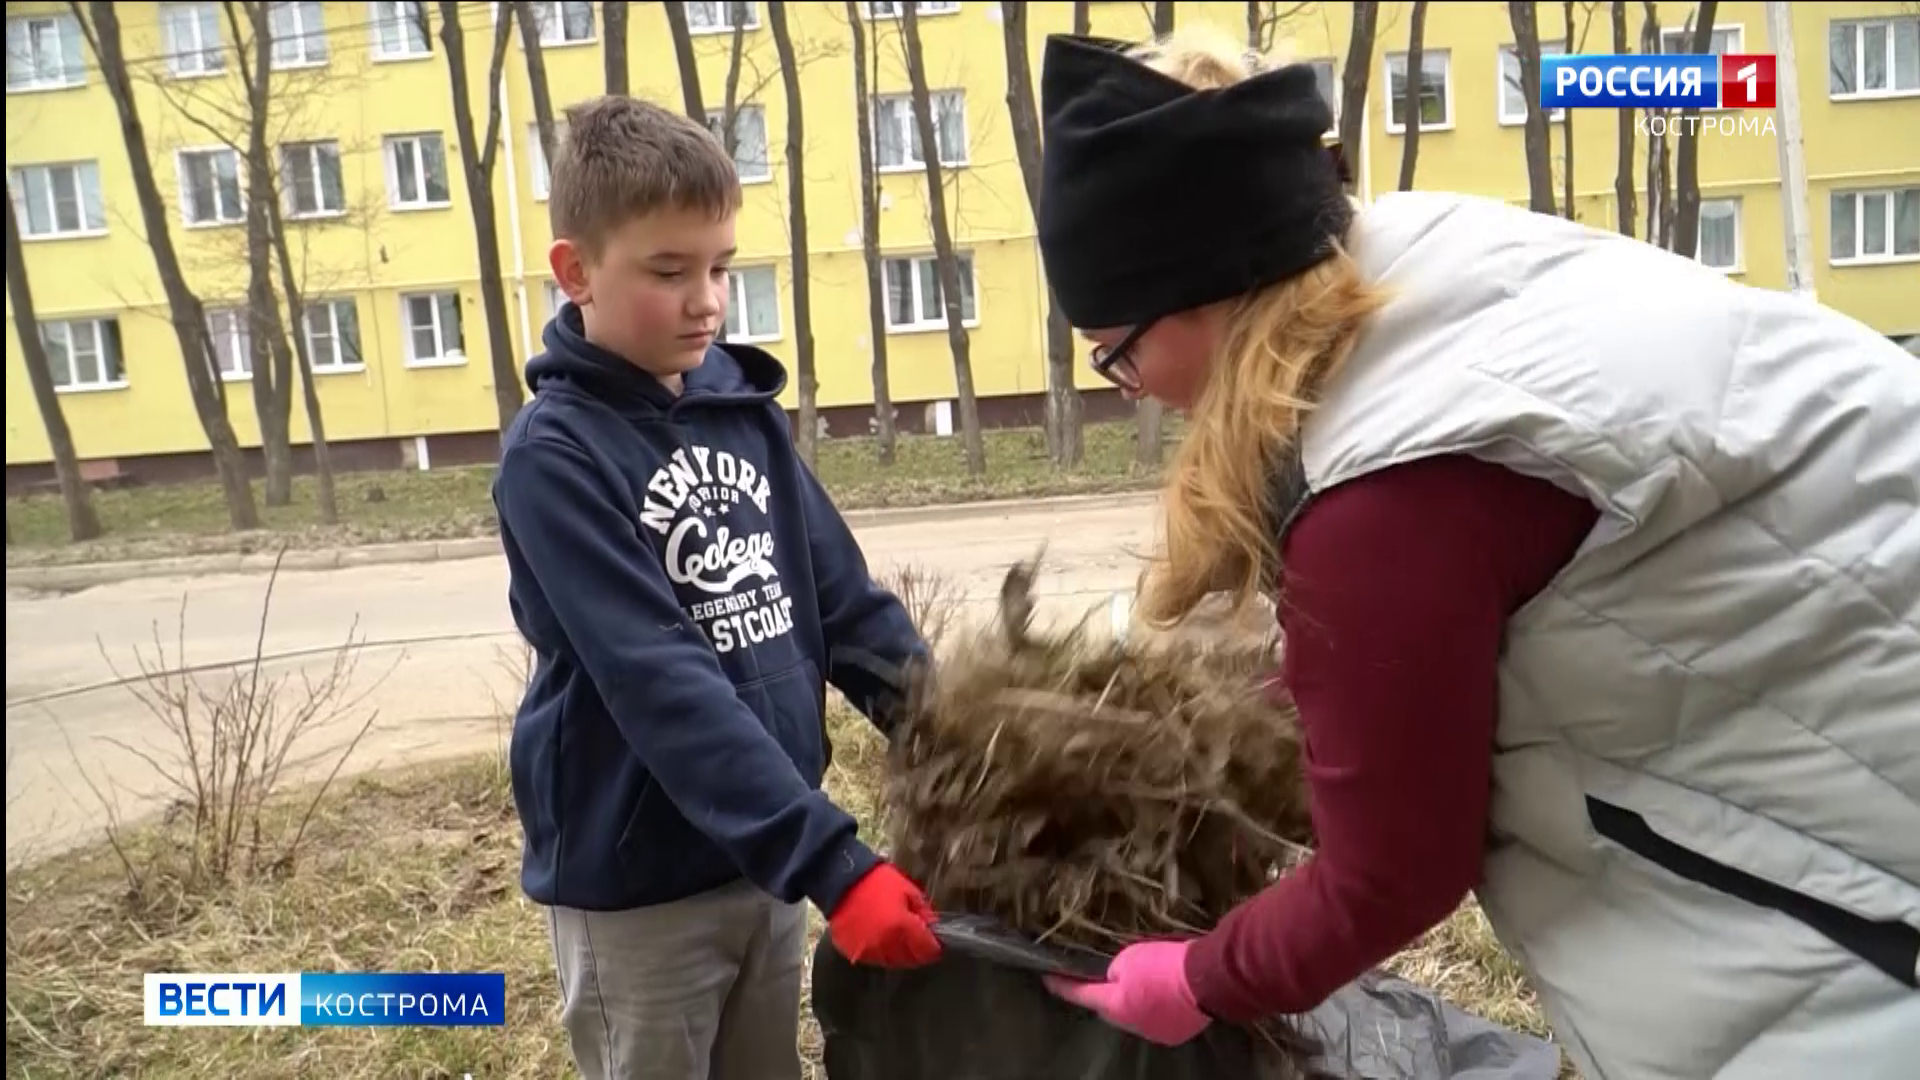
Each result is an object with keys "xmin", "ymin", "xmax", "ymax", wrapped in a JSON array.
[{"xmin": 883, "ymin": 558, "xmax": 1315, "ymax": 954}]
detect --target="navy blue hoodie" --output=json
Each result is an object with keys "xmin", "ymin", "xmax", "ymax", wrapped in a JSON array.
[{"xmin": 492, "ymin": 305, "xmax": 927, "ymax": 915}]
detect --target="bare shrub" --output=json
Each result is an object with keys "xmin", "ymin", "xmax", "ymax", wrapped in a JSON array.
[{"xmin": 880, "ymin": 562, "xmax": 963, "ymax": 652}]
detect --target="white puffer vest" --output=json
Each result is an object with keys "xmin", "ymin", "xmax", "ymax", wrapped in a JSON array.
[{"xmin": 1277, "ymin": 192, "xmax": 1920, "ymax": 1080}]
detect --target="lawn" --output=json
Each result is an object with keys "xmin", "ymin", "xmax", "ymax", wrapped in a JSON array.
[
  {"xmin": 3, "ymin": 703, "xmax": 1560, "ymax": 1080},
  {"xmin": 6, "ymin": 421, "xmax": 1171, "ymax": 568}
]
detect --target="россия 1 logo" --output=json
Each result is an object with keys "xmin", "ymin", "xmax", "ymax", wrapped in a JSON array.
[{"xmin": 1540, "ymin": 53, "xmax": 1779, "ymax": 136}]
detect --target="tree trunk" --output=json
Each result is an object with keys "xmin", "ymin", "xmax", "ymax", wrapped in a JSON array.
[
  {"xmin": 1614, "ymin": 0, "xmax": 1637, "ymax": 236},
  {"xmin": 267, "ymin": 199, "xmax": 338, "ymax": 525},
  {"xmin": 1001, "ymin": 0, "xmax": 1082, "ymax": 468},
  {"xmin": 766, "ymin": 2, "xmax": 817, "ymax": 466},
  {"xmin": 1134, "ymin": 0, "xmax": 1177, "ymax": 470},
  {"xmin": 604, "ymin": 0, "xmax": 629, "ymax": 95},
  {"xmin": 232, "ymin": 0, "xmax": 295, "ymax": 507},
  {"xmin": 900, "ymin": 2, "xmax": 985, "ymax": 477},
  {"xmin": 721, "ymin": 2, "xmax": 749, "ymax": 158},
  {"xmin": 846, "ymin": 0, "xmax": 895, "ymax": 465},
  {"xmin": 1073, "ymin": 1, "xmax": 1090, "ymax": 36},
  {"xmin": 1562, "ymin": 0, "xmax": 1578, "ymax": 220},
  {"xmin": 1643, "ymin": 2, "xmax": 1673, "ymax": 247},
  {"xmin": 1668, "ymin": 0, "xmax": 1719, "ymax": 259},
  {"xmin": 439, "ymin": 1, "xmax": 524, "ymax": 434},
  {"xmin": 511, "ymin": 1, "xmax": 559, "ymax": 168},
  {"xmin": 1398, "ymin": 0, "xmax": 1428, "ymax": 192},
  {"xmin": 1338, "ymin": 4, "xmax": 1379, "ymax": 199},
  {"xmin": 1508, "ymin": 1, "xmax": 1558, "ymax": 214},
  {"xmin": 4, "ymin": 193, "xmax": 102, "ymax": 542},
  {"xmin": 662, "ymin": 0, "xmax": 708, "ymax": 126},
  {"xmin": 70, "ymin": 1, "xmax": 258, "ymax": 529}
]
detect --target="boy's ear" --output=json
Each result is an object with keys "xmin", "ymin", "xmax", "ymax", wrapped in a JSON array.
[{"xmin": 550, "ymin": 239, "xmax": 591, "ymax": 304}]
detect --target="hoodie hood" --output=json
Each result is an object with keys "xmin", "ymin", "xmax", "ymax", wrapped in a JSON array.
[{"xmin": 526, "ymin": 301, "xmax": 788, "ymax": 414}]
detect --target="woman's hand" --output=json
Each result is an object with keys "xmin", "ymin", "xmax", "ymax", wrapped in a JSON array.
[{"xmin": 1043, "ymin": 940, "xmax": 1213, "ymax": 1046}]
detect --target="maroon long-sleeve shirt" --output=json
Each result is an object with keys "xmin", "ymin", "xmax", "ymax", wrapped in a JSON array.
[{"xmin": 1183, "ymin": 453, "xmax": 1600, "ymax": 1024}]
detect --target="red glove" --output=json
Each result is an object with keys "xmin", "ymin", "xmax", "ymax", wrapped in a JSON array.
[{"xmin": 828, "ymin": 863, "xmax": 943, "ymax": 968}]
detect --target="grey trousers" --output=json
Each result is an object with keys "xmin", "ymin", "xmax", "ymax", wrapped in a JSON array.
[{"xmin": 547, "ymin": 880, "xmax": 808, "ymax": 1080}]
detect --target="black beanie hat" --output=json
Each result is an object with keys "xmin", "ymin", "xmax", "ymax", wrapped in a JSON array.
[{"xmin": 1037, "ymin": 35, "xmax": 1353, "ymax": 331}]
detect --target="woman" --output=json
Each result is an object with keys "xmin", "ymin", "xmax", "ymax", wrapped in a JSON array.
[{"xmin": 1033, "ymin": 28, "xmax": 1919, "ymax": 1080}]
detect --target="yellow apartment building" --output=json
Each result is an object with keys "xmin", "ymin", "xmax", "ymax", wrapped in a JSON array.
[{"xmin": 6, "ymin": 1, "xmax": 1918, "ymax": 486}]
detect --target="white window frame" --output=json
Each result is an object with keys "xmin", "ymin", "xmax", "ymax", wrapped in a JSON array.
[
  {"xmin": 707, "ymin": 105, "xmax": 771, "ymax": 183},
  {"xmin": 302, "ymin": 298, "xmax": 363, "ymax": 372},
  {"xmin": 873, "ymin": 91, "xmax": 969, "ymax": 172},
  {"xmin": 177, "ymin": 146, "xmax": 246, "ymax": 227},
  {"xmin": 1830, "ymin": 188, "xmax": 1920, "ymax": 266},
  {"xmin": 883, "ymin": 252, "xmax": 978, "ymax": 333},
  {"xmin": 725, "ymin": 265, "xmax": 781, "ymax": 343},
  {"xmin": 161, "ymin": 2, "xmax": 226, "ymax": 78},
  {"xmin": 268, "ymin": 0, "xmax": 329, "ymax": 69},
  {"xmin": 1694, "ymin": 197, "xmax": 1742, "ymax": 273},
  {"xmin": 862, "ymin": 1, "xmax": 962, "ymax": 19},
  {"xmin": 402, "ymin": 290, "xmax": 466, "ymax": 367},
  {"xmin": 528, "ymin": 120, "xmax": 570, "ymax": 200},
  {"xmin": 1658, "ymin": 24, "xmax": 1742, "ymax": 111},
  {"xmin": 530, "ymin": 1, "xmax": 596, "ymax": 45},
  {"xmin": 1498, "ymin": 42, "xmax": 1567, "ymax": 125},
  {"xmin": 370, "ymin": 0, "xmax": 431, "ymax": 60},
  {"xmin": 545, "ymin": 280, "xmax": 569, "ymax": 319},
  {"xmin": 41, "ymin": 317, "xmax": 126, "ymax": 392},
  {"xmin": 9, "ymin": 161, "xmax": 107, "ymax": 238},
  {"xmin": 1827, "ymin": 17, "xmax": 1920, "ymax": 101},
  {"xmin": 1304, "ymin": 58, "xmax": 1339, "ymax": 127},
  {"xmin": 6, "ymin": 13, "xmax": 88, "ymax": 93},
  {"xmin": 281, "ymin": 140, "xmax": 345, "ymax": 218},
  {"xmin": 206, "ymin": 307, "xmax": 253, "ymax": 380},
  {"xmin": 1385, "ymin": 48, "xmax": 1453, "ymax": 134},
  {"xmin": 384, "ymin": 133, "xmax": 450, "ymax": 209},
  {"xmin": 685, "ymin": 2, "xmax": 760, "ymax": 34}
]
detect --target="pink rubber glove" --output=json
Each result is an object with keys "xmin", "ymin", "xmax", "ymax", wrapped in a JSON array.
[{"xmin": 1043, "ymin": 940, "xmax": 1213, "ymax": 1046}]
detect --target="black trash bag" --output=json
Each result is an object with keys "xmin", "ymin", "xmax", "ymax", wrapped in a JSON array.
[{"xmin": 811, "ymin": 917, "xmax": 1564, "ymax": 1080}]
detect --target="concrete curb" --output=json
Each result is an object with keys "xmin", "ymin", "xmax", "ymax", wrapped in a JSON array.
[{"xmin": 6, "ymin": 490, "xmax": 1160, "ymax": 594}]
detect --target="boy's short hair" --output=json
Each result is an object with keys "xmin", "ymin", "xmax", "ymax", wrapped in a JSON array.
[{"xmin": 550, "ymin": 95, "xmax": 742, "ymax": 259}]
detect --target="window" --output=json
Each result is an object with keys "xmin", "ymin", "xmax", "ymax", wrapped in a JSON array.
[
  {"xmin": 1695, "ymin": 198, "xmax": 1740, "ymax": 271},
  {"xmin": 884, "ymin": 253, "xmax": 976, "ymax": 331},
  {"xmin": 6, "ymin": 13, "xmax": 86, "ymax": 92},
  {"xmin": 41, "ymin": 318, "xmax": 125, "ymax": 391},
  {"xmin": 545, "ymin": 280, "xmax": 568, "ymax": 319},
  {"xmin": 179, "ymin": 148, "xmax": 244, "ymax": 226},
  {"xmin": 707, "ymin": 106, "xmax": 770, "ymax": 182},
  {"xmin": 1829, "ymin": 18, "xmax": 1920, "ymax": 98},
  {"xmin": 529, "ymin": 120, "xmax": 570, "ymax": 199},
  {"xmin": 686, "ymin": 2, "xmax": 758, "ymax": 32},
  {"xmin": 402, "ymin": 291, "xmax": 465, "ymax": 365},
  {"xmin": 161, "ymin": 3, "xmax": 225, "ymax": 78},
  {"xmin": 303, "ymin": 299, "xmax": 363, "ymax": 370},
  {"xmin": 1658, "ymin": 25, "xmax": 1739, "ymax": 56},
  {"xmin": 371, "ymin": 0, "xmax": 430, "ymax": 59},
  {"xmin": 1831, "ymin": 188, "xmax": 1920, "ymax": 263},
  {"xmin": 385, "ymin": 134, "xmax": 449, "ymax": 208},
  {"xmin": 874, "ymin": 92, "xmax": 967, "ymax": 170},
  {"xmin": 725, "ymin": 266, "xmax": 780, "ymax": 341},
  {"xmin": 10, "ymin": 162, "xmax": 105, "ymax": 237},
  {"xmin": 1499, "ymin": 43, "xmax": 1567, "ymax": 124},
  {"xmin": 207, "ymin": 308, "xmax": 253, "ymax": 379},
  {"xmin": 530, "ymin": 1, "xmax": 595, "ymax": 44},
  {"xmin": 1386, "ymin": 49, "xmax": 1451, "ymax": 132},
  {"xmin": 281, "ymin": 140, "xmax": 344, "ymax": 217},
  {"xmin": 269, "ymin": 1, "xmax": 328, "ymax": 68},
  {"xmin": 1305, "ymin": 59, "xmax": 1338, "ymax": 124},
  {"xmin": 864, "ymin": 1, "xmax": 961, "ymax": 17}
]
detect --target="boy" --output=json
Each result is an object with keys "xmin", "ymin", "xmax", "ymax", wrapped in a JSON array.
[{"xmin": 492, "ymin": 96, "xmax": 943, "ymax": 1080}]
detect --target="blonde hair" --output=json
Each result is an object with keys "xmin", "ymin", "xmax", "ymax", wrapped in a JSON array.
[{"xmin": 1128, "ymin": 29, "xmax": 1391, "ymax": 629}]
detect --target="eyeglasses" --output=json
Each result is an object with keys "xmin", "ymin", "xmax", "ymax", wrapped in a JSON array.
[{"xmin": 1088, "ymin": 319, "xmax": 1157, "ymax": 392}]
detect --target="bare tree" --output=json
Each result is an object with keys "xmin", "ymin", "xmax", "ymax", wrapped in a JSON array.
[
  {"xmin": 663, "ymin": 0, "xmax": 709, "ymax": 125},
  {"xmin": 230, "ymin": 2, "xmax": 297, "ymax": 507},
  {"xmin": 1398, "ymin": 1, "xmax": 1429, "ymax": 191},
  {"xmin": 1644, "ymin": 2, "xmax": 1676, "ymax": 247},
  {"xmin": 438, "ymin": 1, "xmax": 524, "ymax": 435},
  {"xmin": 1338, "ymin": 4, "xmax": 1379, "ymax": 198},
  {"xmin": 900, "ymin": 2, "xmax": 985, "ymax": 477},
  {"xmin": 719, "ymin": 3, "xmax": 750, "ymax": 159},
  {"xmin": 1668, "ymin": 0, "xmax": 1720, "ymax": 259},
  {"xmin": 764, "ymin": 2, "xmax": 818, "ymax": 465},
  {"xmin": 5, "ymin": 196, "xmax": 102, "ymax": 542},
  {"xmin": 67, "ymin": 1, "xmax": 259, "ymax": 530},
  {"xmin": 604, "ymin": 0, "xmax": 629, "ymax": 95},
  {"xmin": 1246, "ymin": 2, "xmax": 1311, "ymax": 50},
  {"xmin": 846, "ymin": 0, "xmax": 897, "ymax": 465},
  {"xmin": 1563, "ymin": 1, "xmax": 1579, "ymax": 219},
  {"xmin": 1074, "ymin": 0, "xmax": 1091, "ymax": 36},
  {"xmin": 1509, "ymin": 1, "xmax": 1559, "ymax": 214},
  {"xmin": 1614, "ymin": 0, "xmax": 1636, "ymax": 235},
  {"xmin": 1001, "ymin": 1, "xmax": 1083, "ymax": 468},
  {"xmin": 511, "ymin": 1, "xmax": 560, "ymax": 168}
]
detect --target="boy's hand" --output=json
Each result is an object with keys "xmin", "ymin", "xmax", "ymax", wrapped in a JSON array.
[{"xmin": 828, "ymin": 863, "xmax": 943, "ymax": 968}]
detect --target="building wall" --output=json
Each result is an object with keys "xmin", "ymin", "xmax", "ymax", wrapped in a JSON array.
[{"xmin": 7, "ymin": 1, "xmax": 1918, "ymax": 480}]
